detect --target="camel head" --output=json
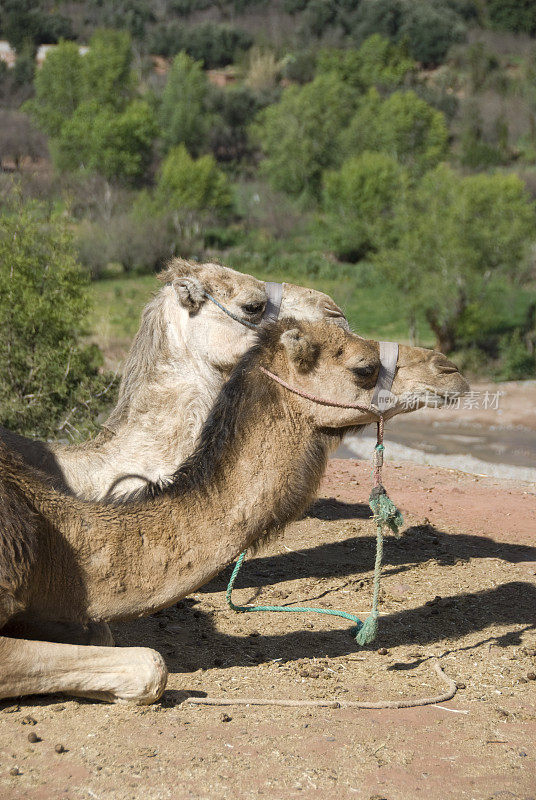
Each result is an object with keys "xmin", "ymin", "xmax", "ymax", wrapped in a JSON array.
[
  {"xmin": 157, "ymin": 258, "xmax": 347, "ymax": 371},
  {"xmin": 255, "ymin": 320, "xmax": 469, "ymax": 430}
]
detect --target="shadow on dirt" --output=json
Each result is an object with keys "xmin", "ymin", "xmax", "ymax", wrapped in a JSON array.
[
  {"xmin": 111, "ymin": 580, "xmax": 536, "ymax": 675},
  {"xmin": 197, "ymin": 500, "xmax": 536, "ymax": 595}
]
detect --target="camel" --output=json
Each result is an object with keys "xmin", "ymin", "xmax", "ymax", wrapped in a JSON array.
[
  {"xmin": 0, "ymin": 259, "xmax": 348, "ymax": 502},
  {"xmin": 0, "ymin": 319, "xmax": 468, "ymax": 704}
]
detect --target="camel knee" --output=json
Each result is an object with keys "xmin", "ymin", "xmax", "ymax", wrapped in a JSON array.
[{"xmin": 116, "ymin": 648, "xmax": 168, "ymax": 705}]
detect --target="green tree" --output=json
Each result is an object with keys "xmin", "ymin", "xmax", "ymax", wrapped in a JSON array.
[
  {"xmin": 54, "ymin": 99, "xmax": 157, "ymax": 183},
  {"xmin": 0, "ymin": 201, "xmax": 114, "ymax": 439},
  {"xmin": 159, "ymin": 52, "xmax": 210, "ymax": 156},
  {"xmin": 374, "ymin": 166, "xmax": 535, "ymax": 352},
  {"xmin": 322, "ymin": 150, "xmax": 408, "ymax": 260},
  {"xmin": 24, "ymin": 40, "xmax": 84, "ymax": 137},
  {"xmin": 252, "ymin": 73, "xmax": 357, "ymax": 198},
  {"xmin": 317, "ymin": 34, "xmax": 415, "ymax": 92},
  {"xmin": 0, "ymin": 0, "xmax": 72, "ymax": 53},
  {"xmin": 156, "ymin": 145, "xmax": 232, "ymax": 213},
  {"xmin": 341, "ymin": 89, "xmax": 448, "ymax": 176},
  {"xmin": 487, "ymin": 0, "xmax": 536, "ymax": 36},
  {"xmin": 82, "ymin": 29, "xmax": 134, "ymax": 111}
]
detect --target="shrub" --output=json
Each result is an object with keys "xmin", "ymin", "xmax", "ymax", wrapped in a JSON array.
[
  {"xmin": 156, "ymin": 145, "xmax": 233, "ymax": 213},
  {"xmin": 149, "ymin": 21, "xmax": 253, "ymax": 68},
  {"xmin": 487, "ymin": 0, "xmax": 536, "ymax": 37},
  {"xmin": 323, "ymin": 150, "xmax": 407, "ymax": 260},
  {"xmin": 0, "ymin": 201, "xmax": 114, "ymax": 439},
  {"xmin": 207, "ymin": 85, "xmax": 261, "ymax": 163},
  {"xmin": 317, "ymin": 34, "xmax": 415, "ymax": 91}
]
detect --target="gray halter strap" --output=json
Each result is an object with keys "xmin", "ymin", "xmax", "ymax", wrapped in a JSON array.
[
  {"xmin": 263, "ymin": 281, "xmax": 283, "ymax": 323},
  {"xmin": 371, "ymin": 341, "xmax": 399, "ymax": 412}
]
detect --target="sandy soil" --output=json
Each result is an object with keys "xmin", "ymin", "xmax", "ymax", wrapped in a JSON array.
[{"xmin": 0, "ymin": 459, "xmax": 535, "ymax": 800}]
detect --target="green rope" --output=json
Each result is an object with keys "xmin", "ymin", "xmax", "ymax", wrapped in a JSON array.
[{"xmin": 226, "ymin": 474, "xmax": 403, "ymax": 647}]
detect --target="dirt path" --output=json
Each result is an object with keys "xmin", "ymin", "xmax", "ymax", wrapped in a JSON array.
[{"xmin": 1, "ymin": 460, "xmax": 535, "ymax": 800}]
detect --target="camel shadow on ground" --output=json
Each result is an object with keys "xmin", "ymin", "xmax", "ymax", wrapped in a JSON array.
[
  {"xmin": 111, "ymin": 583, "xmax": 536, "ymax": 679},
  {"xmin": 197, "ymin": 497, "xmax": 536, "ymax": 595},
  {"xmin": 111, "ymin": 496, "xmax": 536, "ymax": 673}
]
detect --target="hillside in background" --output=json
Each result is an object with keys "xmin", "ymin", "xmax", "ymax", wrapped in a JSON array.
[{"xmin": 1, "ymin": 0, "xmax": 536, "ymax": 435}]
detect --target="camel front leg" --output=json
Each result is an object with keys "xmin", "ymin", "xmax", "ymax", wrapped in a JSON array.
[{"xmin": 0, "ymin": 637, "xmax": 167, "ymax": 705}]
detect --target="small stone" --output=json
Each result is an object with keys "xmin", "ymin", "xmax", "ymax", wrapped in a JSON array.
[
  {"xmin": 27, "ymin": 732, "xmax": 40, "ymax": 743},
  {"xmin": 518, "ymin": 677, "xmax": 528, "ymax": 684},
  {"xmin": 52, "ymin": 705, "xmax": 65, "ymax": 713},
  {"xmin": 456, "ymin": 681, "xmax": 466, "ymax": 690},
  {"xmin": 2, "ymin": 705, "xmax": 20, "ymax": 714},
  {"xmin": 54, "ymin": 744, "xmax": 66, "ymax": 753},
  {"xmin": 377, "ymin": 648, "xmax": 388, "ymax": 656},
  {"xmin": 21, "ymin": 715, "xmax": 37, "ymax": 725},
  {"xmin": 527, "ymin": 672, "xmax": 536, "ymax": 681},
  {"xmin": 9, "ymin": 767, "xmax": 20, "ymax": 776},
  {"xmin": 220, "ymin": 713, "xmax": 232, "ymax": 723}
]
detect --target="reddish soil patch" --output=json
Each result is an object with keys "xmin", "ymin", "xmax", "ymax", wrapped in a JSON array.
[{"xmin": 0, "ymin": 460, "xmax": 535, "ymax": 800}]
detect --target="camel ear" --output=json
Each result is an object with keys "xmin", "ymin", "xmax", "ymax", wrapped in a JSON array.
[
  {"xmin": 281, "ymin": 328, "xmax": 318, "ymax": 372},
  {"xmin": 172, "ymin": 277, "xmax": 205, "ymax": 312}
]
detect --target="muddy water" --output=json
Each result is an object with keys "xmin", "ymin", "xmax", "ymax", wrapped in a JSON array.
[{"xmin": 337, "ymin": 416, "xmax": 536, "ymax": 482}]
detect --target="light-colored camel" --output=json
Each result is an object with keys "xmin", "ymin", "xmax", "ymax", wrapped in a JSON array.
[
  {"xmin": 0, "ymin": 319, "xmax": 468, "ymax": 704},
  {"xmin": 0, "ymin": 259, "xmax": 348, "ymax": 502}
]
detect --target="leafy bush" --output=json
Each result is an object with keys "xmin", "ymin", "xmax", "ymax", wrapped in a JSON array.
[
  {"xmin": 487, "ymin": 0, "xmax": 536, "ymax": 36},
  {"xmin": 322, "ymin": 150, "xmax": 407, "ymax": 260},
  {"xmin": 0, "ymin": 0, "xmax": 73, "ymax": 52},
  {"xmin": 317, "ymin": 34, "xmax": 415, "ymax": 91},
  {"xmin": 496, "ymin": 330, "xmax": 536, "ymax": 380},
  {"xmin": 149, "ymin": 21, "xmax": 253, "ymax": 68},
  {"xmin": 0, "ymin": 201, "xmax": 114, "ymax": 439},
  {"xmin": 252, "ymin": 73, "xmax": 357, "ymax": 199},
  {"xmin": 207, "ymin": 85, "xmax": 261, "ymax": 163},
  {"xmin": 82, "ymin": 29, "xmax": 135, "ymax": 112},
  {"xmin": 156, "ymin": 145, "xmax": 233, "ymax": 213}
]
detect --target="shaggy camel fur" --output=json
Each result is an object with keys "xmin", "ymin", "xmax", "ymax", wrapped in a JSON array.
[
  {"xmin": 0, "ymin": 259, "xmax": 347, "ymax": 502},
  {"xmin": 0, "ymin": 320, "xmax": 468, "ymax": 704}
]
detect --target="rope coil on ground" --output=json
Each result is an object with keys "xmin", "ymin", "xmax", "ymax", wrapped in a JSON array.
[{"xmin": 181, "ymin": 660, "xmax": 457, "ymax": 709}]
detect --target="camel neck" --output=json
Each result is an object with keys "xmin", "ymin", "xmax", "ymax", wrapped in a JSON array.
[{"xmin": 75, "ymin": 363, "xmax": 334, "ymax": 622}]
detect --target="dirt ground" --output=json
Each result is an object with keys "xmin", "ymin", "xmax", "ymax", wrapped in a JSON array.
[{"xmin": 0, "ymin": 458, "xmax": 535, "ymax": 800}]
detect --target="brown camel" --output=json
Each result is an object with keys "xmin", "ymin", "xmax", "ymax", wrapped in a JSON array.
[
  {"xmin": 0, "ymin": 320, "xmax": 468, "ymax": 704},
  {"xmin": 0, "ymin": 259, "xmax": 348, "ymax": 502}
]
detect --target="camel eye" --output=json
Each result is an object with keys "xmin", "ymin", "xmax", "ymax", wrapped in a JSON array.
[
  {"xmin": 242, "ymin": 302, "xmax": 265, "ymax": 315},
  {"xmin": 335, "ymin": 346, "xmax": 344, "ymax": 358}
]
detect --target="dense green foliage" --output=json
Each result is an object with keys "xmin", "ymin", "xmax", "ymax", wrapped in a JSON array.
[
  {"xmin": 252, "ymin": 73, "xmax": 356, "ymax": 198},
  {"xmin": 159, "ymin": 53, "xmax": 210, "ymax": 155},
  {"xmin": 2, "ymin": 3, "xmax": 536, "ymax": 389},
  {"xmin": 149, "ymin": 21, "xmax": 252, "ymax": 68},
  {"xmin": 373, "ymin": 167, "xmax": 536, "ymax": 354},
  {"xmin": 0, "ymin": 203, "xmax": 115, "ymax": 438},
  {"xmin": 156, "ymin": 145, "xmax": 232, "ymax": 212}
]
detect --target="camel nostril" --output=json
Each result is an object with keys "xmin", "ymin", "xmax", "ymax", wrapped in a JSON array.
[{"xmin": 432, "ymin": 355, "xmax": 460, "ymax": 375}]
